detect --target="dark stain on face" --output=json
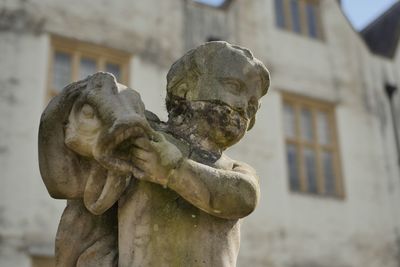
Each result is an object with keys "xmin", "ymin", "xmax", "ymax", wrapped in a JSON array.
[{"xmin": 167, "ymin": 95, "xmax": 249, "ymax": 150}]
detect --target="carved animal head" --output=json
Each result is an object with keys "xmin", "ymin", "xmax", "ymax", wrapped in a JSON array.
[{"xmin": 39, "ymin": 72, "xmax": 150, "ymax": 215}]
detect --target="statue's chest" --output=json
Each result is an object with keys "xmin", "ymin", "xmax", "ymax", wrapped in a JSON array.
[{"xmin": 118, "ymin": 180, "xmax": 239, "ymax": 267}]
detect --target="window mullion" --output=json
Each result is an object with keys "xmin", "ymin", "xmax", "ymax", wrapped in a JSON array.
[
  {"xmin": 299, "ymin": 0, "xmax": 308, "ymax": 36},
  {"xmin": 72, "ymin": 52, "xmax": 80, "ymax": 82},
  {"xmin": 315, "ymin": 2, "xmax": 323, "ymax": 40},
  {"xmin": 295, "ymin": 104, "xmax": 307, "ymax": 192},
  {"xmin": 313, "ymin": 109, "xmax": 324, "ymax": 195},
  {"xmin": 98, "ymin": 57, "xmax": 106, "ymax": 72},
  {"xmin": 121, "ymin": 62, "xmax": 129, "ymax": 85},
  {"xmin": 283, "ymin": 0, "xmax": 292, "ymax": 31}
]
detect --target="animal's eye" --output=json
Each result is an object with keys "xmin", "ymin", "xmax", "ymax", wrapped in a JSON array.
[{"xmin": 81, "ymin": 104, "xmax": 95, "ymax": 119}]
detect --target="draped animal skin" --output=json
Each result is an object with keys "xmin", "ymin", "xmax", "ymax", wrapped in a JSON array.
[{"xmin": 39, "ymin": 72, "xmax": 150, "ymax": 266}]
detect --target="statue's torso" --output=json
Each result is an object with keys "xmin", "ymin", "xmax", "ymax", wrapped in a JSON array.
[{"xmin": 118, "ymin": 132, "xmax": 240, "ymax": 267}]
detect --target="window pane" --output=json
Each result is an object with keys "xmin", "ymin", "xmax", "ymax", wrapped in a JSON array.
[
  {"xmin": 284, "ymin": 104, "xmax": 296, "ymax": 138},
  {"xmin": 290, "ymin": 0, "xmax": 301, "ymax": 33},
  {"xmin": 317, "ymin": 111, "xmax": 331, "ymax": 145},
  {"xmin": 275, "ymin": 0, "xmax": 286, "ymax": 28},
  {"xmin": 304, "ymin": 148, "xmax": 318, "ymax": 193},
  {"xmin": 301, "ymin": 108, "xmax": 313, "ymax": 142},
  {"xmin": 287, "ymin": 144, "xmax": 300, "ymax": 191},
  {"xmin": 106, "ymin": 63, "xmax": 121, "ymax": 81},
  {"xmin": 80, "ymin": 57, "xmax": 97, "ymax": 80},
  {"xmin": 323, "ymin": 151, "xmax": 335, "ymax": 195},
  {"xmin": 53, "ymin": 51, "xmax": 72, "ymax": 92},
  {"xmin": 306, "ymin": 2, "xmax": 318, "ymax": 38}
]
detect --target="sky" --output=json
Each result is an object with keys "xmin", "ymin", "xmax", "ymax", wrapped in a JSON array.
[
  {"xmin": 341, "ymin": 0, "xmax": 398, "ymax": 30},
  {"xmin": 195, "ymin": 0, "xmax": 399, "ymax": 31}
]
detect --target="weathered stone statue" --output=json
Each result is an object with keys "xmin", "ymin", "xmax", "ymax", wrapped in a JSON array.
[{"xmin": 39, "ymin": 41, "xmax": 270, "ymax": 267}]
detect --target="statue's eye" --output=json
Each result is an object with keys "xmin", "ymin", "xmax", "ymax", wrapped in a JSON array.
[
  {"xmin": 176, "ymin": 83, "xmax": 187, "ymax": 97},
  {"xmin": 221, "ymin": 78, "xmax": 243, "ymax": 95},
  {"xmin": 81, "ymin": 104, "xmax": 95, "ymax": 119}
]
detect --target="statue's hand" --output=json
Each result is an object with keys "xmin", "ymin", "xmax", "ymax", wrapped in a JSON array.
[{"xmin": 131, "ymin": 133, "xmax": 182, "ymax": 186}]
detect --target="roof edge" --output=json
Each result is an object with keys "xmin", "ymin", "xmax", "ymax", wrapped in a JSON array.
[{"xmin": 361, "ymin": 1, "xmax": 400, "ymax": 33}]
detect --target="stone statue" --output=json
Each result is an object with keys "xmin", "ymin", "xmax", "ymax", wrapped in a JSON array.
[{"xmin": 38, "ymin": 41, "xmax": 270, "ymax": 267}]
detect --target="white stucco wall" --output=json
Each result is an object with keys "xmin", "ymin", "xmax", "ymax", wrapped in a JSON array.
[
  {"xmin": 232, "ymin": 0, "xmax": 400, "ymax": 266},
  {"xmin": 0, "ymin": 32, "xmax": 64, "ymax": 267}
]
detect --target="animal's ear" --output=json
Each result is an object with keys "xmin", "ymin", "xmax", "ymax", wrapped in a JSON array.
[
  {"xmin": 83, "ymin": 163, "xmax": 131, "ymax": 215},
  {"xmin": 38, "ymin": 79, "xmax": 90, "ymax": 199}
]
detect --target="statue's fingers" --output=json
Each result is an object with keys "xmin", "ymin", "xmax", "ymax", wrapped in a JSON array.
[
  {"xmin": 131, "ymin": 162, "xmax": 154, "ymax": 181},
  {"xmin": 130, "ymin": 165, "xmax": 145, "ymax": 180},
  {"xmin": 131, "ymin": 156, "xmax": 148, "ymax": 169},
  {"xmin": 132, "ymin": 137, "xmax": 151, "ymax": 151},
  {"xmin": 137, "ymin": 121, "xmax": 158, "ymax": 139},
  {"xmin": 131, "ymin": 148, "xmax": 151, "ymax": 161},
  {"xmin": 148, "ymin": 131, "xmax": 165, "ymax": 143}
]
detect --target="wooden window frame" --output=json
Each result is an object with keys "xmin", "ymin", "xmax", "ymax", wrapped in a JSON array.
[
  {"xmin": 31, "ymin": 255, "xmax": 55, "ymax": 267},
  {"xmin": 275, "ymin": 0, "xmax": 324, "ymax": 40},
  {"xmin": 282, "ymin": 92, "xmax": 344, "ymax": 198},
  {"xmin": 47, "ymin": 36, "xmax": 131, "ymax": 99}
]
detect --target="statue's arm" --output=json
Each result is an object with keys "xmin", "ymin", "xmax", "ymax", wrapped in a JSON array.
[
  {"xmin": 167, "ymin": 158, "xmax": 260, "ymax": 220},
  {"xmin": 131, "ymin": 135, "xmax": 259, "ymax": 220}
]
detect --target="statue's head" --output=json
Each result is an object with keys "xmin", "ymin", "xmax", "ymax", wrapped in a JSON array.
[{"xmin": 166, "ymin": 41, "xmax": 270, "ymax": 149}]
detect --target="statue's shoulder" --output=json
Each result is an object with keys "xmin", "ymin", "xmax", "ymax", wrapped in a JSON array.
[
  {"xmin": 214, "ymin": 154, "xmax": 235, "ymax": 171},
  {"xmin": 220, "ymin": 154, "xmax": 257, "ymax": 176}
]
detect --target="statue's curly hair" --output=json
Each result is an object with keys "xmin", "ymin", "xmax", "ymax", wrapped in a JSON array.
[{"xmin": 165, "ymin": 41, "xmax": 270, "ymax": 113}]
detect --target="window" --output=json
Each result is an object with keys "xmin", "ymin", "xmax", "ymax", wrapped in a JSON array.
[
  {"xmin": 47, "ymin": 36, "xmax": 130, "ymax": 99},
  {"xmin": 274, "ymin": 0, "xmax": 323, "ymax": 40},
  {"xmin": 282, "ymin": 93, "xmax": 344, "ymax": 198}
]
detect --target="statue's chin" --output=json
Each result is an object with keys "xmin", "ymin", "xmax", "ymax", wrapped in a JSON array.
[
  {"xmin": 201, "ymin": 113, "xmax": 247, "ymax": 150},
  {"xmin": 211, "ymin": 126, "xmax": 247, "ymax": 150}
]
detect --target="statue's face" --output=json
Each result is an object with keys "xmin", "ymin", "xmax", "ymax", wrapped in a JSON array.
[
  {"xmin": 188, "ymin": 50, "xmax": 264, "ymax": 121},
  {"xmin": 182, "ymin": 53, "xmax": 263, "ymax": 148}
]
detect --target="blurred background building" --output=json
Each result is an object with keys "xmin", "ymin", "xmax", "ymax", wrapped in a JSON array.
[{"xmin": 1, "ymin": 0, "xmax": 400, "ymax": 266}]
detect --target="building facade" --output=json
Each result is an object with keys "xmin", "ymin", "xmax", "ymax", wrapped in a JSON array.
[{"xmin": 0, "ymin": 0, "xmax": 400, "ymax": 266}]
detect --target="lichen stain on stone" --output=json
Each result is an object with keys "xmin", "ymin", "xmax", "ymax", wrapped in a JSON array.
[
  {"xmin": 0, "ymin": 8, "xmax": 45, "ymax": 35},
  {"xmin": 0, "ymin": 206, "xmax": 6, "ymax": 227},
  {"xmin": 139, "ymin": 37, "xmax": 176, "ymax": 68},
  {"xmin": 0, "ymin": 78, "xmax": 20, "ymax": 105},
  {"xmin": 0, "ymin": 146, "xmax": 9, "ymax": 154},
  {"xmin": 8, "ymin": 77, "xmax": 19, "ymax": 85}
]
